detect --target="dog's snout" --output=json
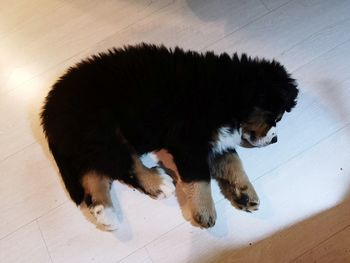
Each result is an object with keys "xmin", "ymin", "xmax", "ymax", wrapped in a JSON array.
[{"xmin": 271, "ymin": 136, "xmax": 278, "ymax": 144}]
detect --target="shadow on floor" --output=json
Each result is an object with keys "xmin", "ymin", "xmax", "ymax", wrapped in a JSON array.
[{"xmin": 194, "ymin": 196, "xmax": 350, "ymax": 263}]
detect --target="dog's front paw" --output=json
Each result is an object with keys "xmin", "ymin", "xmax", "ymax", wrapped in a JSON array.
[
  {"xmin": 217, "ymin": 178, "xmax": 259, "ymax": 212},
  {"xmin": 193, "ymin": 205, "xmax": 217, "ymax": 228}
]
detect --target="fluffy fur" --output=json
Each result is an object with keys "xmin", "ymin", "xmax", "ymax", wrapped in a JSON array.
[{"xmin": 41, "ymin": 44, "xmax": 298, "ymax": 227}]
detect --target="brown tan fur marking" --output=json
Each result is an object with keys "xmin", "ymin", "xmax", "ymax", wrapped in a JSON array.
[
  {"xmin": 211, "ymin": 152, "xmax": 246, "ymax": 183},
  {"xmin": 81, "ymin": 171, "xmax": 113, "ymax": 207},
  {"xmin": 131, "ymin": 155, "xmax": 174, "ymax": 198}
]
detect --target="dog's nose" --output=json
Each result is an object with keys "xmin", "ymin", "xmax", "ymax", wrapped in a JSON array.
[{"xmin": 271, "ymin": 136, "xmax": 278, "ymax": 144}]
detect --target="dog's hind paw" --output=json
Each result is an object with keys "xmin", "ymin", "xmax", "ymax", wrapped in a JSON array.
[{"xmin": 90, "ymin": 205, "xmax": 118, "ymax": 231}]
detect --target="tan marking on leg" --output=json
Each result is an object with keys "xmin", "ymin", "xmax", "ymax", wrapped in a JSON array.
[
  {"xmin": 181, "ymin": 181, "xmax": 216, "ymax": 228},
  {"xmin": 114, "ymin": 129, "xmax": 173, "ymax": 197},
  {"xmin": 132, "ymin": 155, "xmax": 175, "ymax": 198},
  {"xmin": 81, "ymin": 171, "xmax": 112, "ymax": 207},
  {"xmin": 211, "ymin": 153, "xmax": 247, "ymax": 183}
]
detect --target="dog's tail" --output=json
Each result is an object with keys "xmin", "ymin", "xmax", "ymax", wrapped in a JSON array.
[{"xmin": 48, "ymin": 142, "xmax": 85, "ymax": 205}]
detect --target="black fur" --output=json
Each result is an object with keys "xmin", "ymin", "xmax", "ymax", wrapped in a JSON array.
[{"xmin": 41, "ymin": 43, "xmax": 298, "ymax": 205}]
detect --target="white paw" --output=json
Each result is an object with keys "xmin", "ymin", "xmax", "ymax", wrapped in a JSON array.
[
  {"xmin": 90, "ymin": 205, "xmax": 118, "ymax": 231},
  {"xmin": 157, "ymin": 168, "xmax": 175, "ymax": 199}
]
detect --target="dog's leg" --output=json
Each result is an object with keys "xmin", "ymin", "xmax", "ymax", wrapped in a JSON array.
[
  {"xmin": 99, "ymin": 128, "xmax": 175, "ymax": 199},
  {"xmin": 180, "ymin": 180, "xmax": 217, "ymax": 228},
  {"xmin": 170, "ymin": 148, "xmax": 217, "ymax": 228},
  {"xmin": 131, "ymin": 155, "xmax": 175, "ymax": 199},
  {"xmin": 82, "ymin": 172, "xmax": 118, "ymax": 230},
  {"xmin": 209, "ymin": 149, "xmax": 259, "ymax": 212}
]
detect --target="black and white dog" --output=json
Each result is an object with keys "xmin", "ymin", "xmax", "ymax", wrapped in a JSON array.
[{"xmin": 41, "ymin": 44, "xmax": 298, "ymax": 230}]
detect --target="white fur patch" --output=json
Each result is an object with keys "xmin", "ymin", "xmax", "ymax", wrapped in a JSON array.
[
  {"xmin": 91, "ymin": 205, "xmax": 118, "ymax": 231},
  {"xmin": 140, "ymin": 152, "xmax": 159, "ymax": 168},
  {"xmin": 148, "ymin": 152, "xmax": 160, "ymax": 163},
  {"xmin": 156, "ymin": 168, "xmax": 175, "ymax": 199},
  {"xmin": 211, "ymin": 127, "xmax": 241, "ymax": 154}
]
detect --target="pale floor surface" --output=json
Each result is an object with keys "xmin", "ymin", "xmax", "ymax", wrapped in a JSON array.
[{"xmin": 1, "ymin": 0, "xmax": 350, "ymax": 262}]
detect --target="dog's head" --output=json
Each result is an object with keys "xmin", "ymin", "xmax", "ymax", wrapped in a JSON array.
[
  {"xmin": 240, "ymin": 108, "xmax": 285, "ymax": 147},
  {"xmin": 236, "ymin": 58, "xmax": 299, "ymax": 148}
]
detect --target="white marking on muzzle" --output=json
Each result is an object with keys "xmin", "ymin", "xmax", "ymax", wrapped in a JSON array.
[{"xmin": 248, "ymin": 127, "xmax": 277, "ymax": 147}]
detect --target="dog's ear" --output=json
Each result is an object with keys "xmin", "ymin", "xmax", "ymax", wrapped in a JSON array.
[{"xmin": 282, "ymin": 79, "xmax": 299, "ymax": 112}]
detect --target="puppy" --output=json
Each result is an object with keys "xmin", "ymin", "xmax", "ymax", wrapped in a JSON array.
[{"xmin": 41, "ymin": 44, "xmax": 298, "ymax": 230}]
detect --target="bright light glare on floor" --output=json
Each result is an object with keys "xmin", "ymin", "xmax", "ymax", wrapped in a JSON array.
[{"xmin": 7, "ymin": 67, "xmax": 33, "ymax": 88}]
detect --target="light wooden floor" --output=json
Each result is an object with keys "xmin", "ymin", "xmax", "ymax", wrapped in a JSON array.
[{"xmin": 1, "ymin": 0, "xmax": 350, "ymax": 262}]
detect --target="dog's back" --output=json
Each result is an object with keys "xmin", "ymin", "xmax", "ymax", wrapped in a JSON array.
[{"xmin": 41, "ymin": 44, "xmax": 217, "ymax": 204}]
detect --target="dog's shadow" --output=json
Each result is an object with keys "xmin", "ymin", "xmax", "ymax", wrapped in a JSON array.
[{"xmin": 316, "ymin": 78, "xmax": 350, "ymax": 125}]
